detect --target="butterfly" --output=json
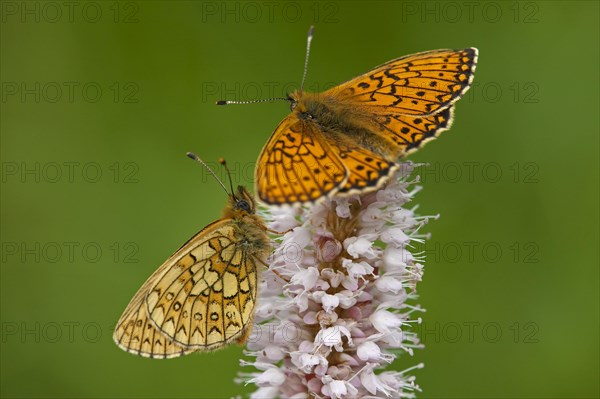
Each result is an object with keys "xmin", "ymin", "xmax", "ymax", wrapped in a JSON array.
[
  {"xmin": 219, "ymin": 27, "xmax": 478, "ymax": 205},
  {"xmin": 113, "ymin": 154, "xmax": 272, "ymax": 359}
]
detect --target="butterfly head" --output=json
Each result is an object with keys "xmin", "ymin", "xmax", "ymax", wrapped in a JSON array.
[
  {"xmin": 287, "ymin": 91, "xmax": 301, "ymax": 111},
  {"xmin": 186, "ymin": 153, "xmax": 256, "ymax": 215},
  {"xmin": 287, "ymin": 90, "xmax": 327, "ymax": 122},
  {"xmin": 231, "ymin": 185, "xmax": 256, "ymax": 214}
]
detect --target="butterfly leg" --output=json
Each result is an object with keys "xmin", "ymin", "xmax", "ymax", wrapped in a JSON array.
[
  {"xmin": 235, "ymin": 323, "xmax": 254, "ymax": 346},
  {"xmin": 253, "ymin": 254, "xmax": 290, "ymax": 283},
  {"xmin": 266, "ymin": 227, "xmax": 295, "ymax": 235}
]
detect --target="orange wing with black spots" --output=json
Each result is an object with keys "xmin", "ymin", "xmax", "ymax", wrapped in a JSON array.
[
  {"xmin": 114, "ymin": 219, "xmax": 260, "ymax": 358},
  {"xmin": 324, "ymin": 135, "xmax": 398, "ymax": 195},
  {"xmin": 246, "ymin": 39, "xmax": 477, "ymax": 205},
  {"xmin": 256, "ymin": 115, "xmax": 348, "ymax": 205},
  {"xmin": 326, "ymin": 48, "xmax": 478, "ymax": 116},
  {"xmin": 371, "ymin": 106, "xmax": 455, "ymax": 156}
]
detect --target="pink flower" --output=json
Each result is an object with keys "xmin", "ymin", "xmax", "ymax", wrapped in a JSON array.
[{"xmin": 240, "ymin": 164, "xmax": 430, "ymax": 398}]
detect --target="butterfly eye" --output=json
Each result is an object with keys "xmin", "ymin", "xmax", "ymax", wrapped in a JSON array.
[
  {"xmin": 236, "ymin": 199, "xmax": 251, "ymax": 212},
  {"xmin": 289, "ymin": 101, "xmax": 297, "ymax": 111}
]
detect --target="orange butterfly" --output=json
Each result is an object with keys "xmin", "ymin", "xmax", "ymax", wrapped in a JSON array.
[
  {"xmin": 113, "ymin": 154, "xmax": 271, "ymax": 358},
  {"xmin": 220, "ymin": 27, "xmax": 478, "ymax": 205}
]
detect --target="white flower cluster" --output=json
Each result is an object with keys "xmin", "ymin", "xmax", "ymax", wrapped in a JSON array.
[{"xmin": 241, "ymin": 164, "xmax": 433, "ymax": 398}]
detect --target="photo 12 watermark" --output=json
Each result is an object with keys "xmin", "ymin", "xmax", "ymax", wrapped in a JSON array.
[
  {"xmin": 201, "ymin": 81, "xmax": 337, "ymax": 104},
  {"xmin": 416, "ymin": 321, "xmax": 540, "ymax": 344},
  {"xmin": 415, "ymin": 161, "xmax": 540, "ymax": 184},
  {"xmin": 399, "ymin": 1, "xmax": 540, "ymax": 24},
  {"xmin": 199, "ymin": 1, "xmax": 340, "ymax": 24},
  {"xmin": 466, "ymin": 81, "xmax": 540, "ymax": 104},
  {"xmin": 1, "ymin": 82, "xmax": 140, "ymax": 104},
  {"xmin": 1, "ymin": 161, "xmax": 140, "ymax": 184},
  {"xmin": 1, "ymin": 241, "xmax": 140, "ymax": 264},
  {"xmin": 1, "ymin": 1, "xmax": 140, "ymax": 23},
  {"xmin": 416, "ymin": 240, "xmax": 540, "ymax": 264},
  {"xmin": 1, "ymin": 321, "xmax": 103, "ymax": 344},
  {"xmin": 184, "ymin": 160, "xmax": 540, "ymax": 187}
]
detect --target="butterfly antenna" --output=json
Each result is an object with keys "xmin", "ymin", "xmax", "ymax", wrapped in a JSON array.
[
  {"xmin": 218, "ymin": 158, "xmax": 236, "ymax": 195},
  {"xmin": 186, "ymin": 152, "xmax": 229, "ymax": 195},
  {"xmin": 216, "ymin": 97, "xmax": 288, "ymax": 106},
  {"xmin": 217, "ymin": 26, "xmax": 314, "ymax": 104},
  {"xmin": 300, "ymin": 25, "xmax": 315, "ymax": 93}
]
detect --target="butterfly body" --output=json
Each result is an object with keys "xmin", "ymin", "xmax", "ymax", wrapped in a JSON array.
[
  {"xmin": 223, "ymin": 188, "xmax": 271, "ymax": 256},
  {"xmin": 114, "ymin": 185, "xmax": 270, "ymax": 359},
  {"xmin": 290, "ymin": 90, "xmax": 401, "ymax": 159},
  {"xmin": 256, "ymin": 47, "xmax": 478, "ymax": 205}
]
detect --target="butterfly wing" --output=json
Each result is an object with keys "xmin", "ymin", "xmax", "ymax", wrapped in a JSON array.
[
  {"xmin": 113, "ymin": 291, "xmax": 194, "ymax": 359},
  {"xmin": 325, "ymin": 48, "xmax": 478, "ymax": 116},
  {"xmin": 256, "ymin": 115, "xmax": 348, "ymax": 205},
  {"xmin": 373, "ymin": 106, "xmax": 455, "ymax": 155},
  {"xmin": 323, "ymin": 133, "xmax": 399, "ymax": 195},
  {"xmin": 255, "ymin": 48, "xmax": 477, "ymax": 204},
  {"xmin": 113, "ymin": 219, "xmax": 258, "ymax": 357},
  {"xmin": 322, "ymin": 48, "xmax": 476, "ymax": 170}
]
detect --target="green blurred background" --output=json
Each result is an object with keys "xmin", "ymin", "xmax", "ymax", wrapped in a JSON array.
[{"xmin": 1, "ymin": 1, "xmax": 598, "ymax": 398}]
